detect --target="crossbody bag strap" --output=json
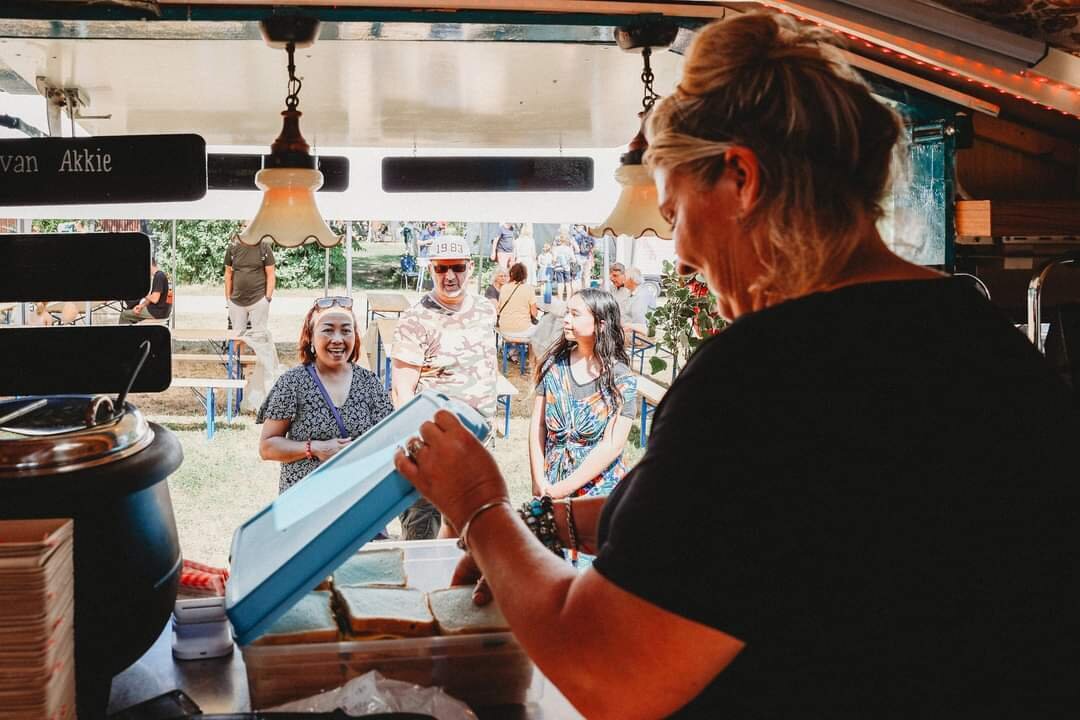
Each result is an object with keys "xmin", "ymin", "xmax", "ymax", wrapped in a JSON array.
[
  {"xmin": 305, "ymin": 364, "xmax": 350, "ymax": 438},
  {"xmin": 496, "ymin": 283, "xmax": 521, "ymax": 326}
]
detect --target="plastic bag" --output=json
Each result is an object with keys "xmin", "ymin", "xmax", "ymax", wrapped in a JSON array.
[{"xmin": 269, "ymin": 670, "xmax": 478, "ymax": 720}]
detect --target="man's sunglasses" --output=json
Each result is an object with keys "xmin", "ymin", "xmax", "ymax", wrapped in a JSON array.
[
  {"xmin": 432, "ymin": 263, "xmax": 468, "ymax": 274},
  {"xmin": 313, "ymin": 296, "xmax": 354, "ymax": 310}
]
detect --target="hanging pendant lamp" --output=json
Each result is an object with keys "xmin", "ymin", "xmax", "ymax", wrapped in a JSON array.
[
  {"xmin": 589, "ymin": 22, "xmax": 679, "ymax": 241},
  {"xmin": 241, "ymin": 17, "xmax": 339, "ymax": 249}
]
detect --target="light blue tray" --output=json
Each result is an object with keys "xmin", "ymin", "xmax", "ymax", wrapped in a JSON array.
[{"xmin": 225, "ymin": 391, "xmax": 490, "ymax": 646}]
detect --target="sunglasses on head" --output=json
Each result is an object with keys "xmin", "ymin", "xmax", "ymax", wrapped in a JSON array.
[
  {"xmin": 432, "ymin": 263, "xmax": 468, "ymax": 274},
  {"xmin": 313, "ymin": 296, "xmax": 354, "ymax": 310}
]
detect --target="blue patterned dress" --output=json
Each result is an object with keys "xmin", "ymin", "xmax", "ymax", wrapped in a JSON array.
[{"xmin": 539, "ymin": 355, "xmax": 638, "ymax": 497}]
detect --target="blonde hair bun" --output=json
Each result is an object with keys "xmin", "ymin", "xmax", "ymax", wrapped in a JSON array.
[{"xmin": 645, "ymin": 10, "xmax": 906, "ymax": 300}]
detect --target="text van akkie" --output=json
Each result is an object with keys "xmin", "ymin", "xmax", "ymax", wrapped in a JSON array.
[{"xmin": 1, "ymin": 148, "xmax": 113, "ymax": 174}]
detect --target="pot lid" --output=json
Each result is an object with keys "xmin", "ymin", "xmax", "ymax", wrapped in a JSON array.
[{"xmin": 0, "ymin": 395, "xmax": 154, "ymax": 477}]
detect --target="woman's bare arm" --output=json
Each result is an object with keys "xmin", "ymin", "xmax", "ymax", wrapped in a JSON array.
[{"xmin": 394, "ymin": 415, "xmax": 743, "ymax": 720}]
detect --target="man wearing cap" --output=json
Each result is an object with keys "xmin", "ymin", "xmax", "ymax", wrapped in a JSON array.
[{"xmin": 391, "ymin": 236, "xmax": 498, "ymax": 540}]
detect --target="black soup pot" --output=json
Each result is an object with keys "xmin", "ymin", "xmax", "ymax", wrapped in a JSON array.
[{"xmin": 0, "ymin": 395, "xmax": 183, "ymax": 719}]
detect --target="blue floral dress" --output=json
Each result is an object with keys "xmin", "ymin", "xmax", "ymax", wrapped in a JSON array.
[{"xmin": 539, "ymin": 354, "xmax": 638, "ymax": 497}]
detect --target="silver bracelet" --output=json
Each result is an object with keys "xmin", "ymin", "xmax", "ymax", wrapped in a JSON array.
[{"xmin": 456, "ymin": 499, "xmax": 511, "ymax": 552}]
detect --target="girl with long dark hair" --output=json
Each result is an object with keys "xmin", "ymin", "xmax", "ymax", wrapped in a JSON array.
[{"xmin": 529, "ymin": 288, "xmax": 638, "ymax": 498}]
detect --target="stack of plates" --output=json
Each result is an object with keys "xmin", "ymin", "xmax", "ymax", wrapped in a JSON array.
[{"xmin": 0, "ymin": 518, "xmax": 76, "ymax": 720}]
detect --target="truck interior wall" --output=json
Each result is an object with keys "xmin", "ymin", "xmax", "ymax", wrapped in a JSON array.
[
  {"xmin": 953, "ymin": 112, "xmax": 1080, "ymax": 323},
  {"xmin": 956, "ymin": 114, "xmax": 1080, "ymax": 201}
]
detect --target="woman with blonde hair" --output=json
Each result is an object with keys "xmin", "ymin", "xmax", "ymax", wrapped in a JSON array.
[{"xmin": 394, "ymin": 11, "xmax": 1077, "ymax": 718}]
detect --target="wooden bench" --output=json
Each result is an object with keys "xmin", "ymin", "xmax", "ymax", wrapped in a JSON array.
[
  {"xmin": 172, "ymin": 353, "xmax": 256, "ymax": 366},
  {"xmin": 495, "ymin": 374, "xmax": 519, "ymax": 438},
  {"xmin": 170, "ymin": 377, "xmax": 248, "ymax": 439},
  {"xmin": 634, "ymin": 373, "xmax": 668, "ymax": 445},
  {"xmin": 629, "ymin": 330, "xmax": 679, "ymax": 376}
]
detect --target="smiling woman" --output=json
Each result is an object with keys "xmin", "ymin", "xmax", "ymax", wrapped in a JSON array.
[{"xmin": 256, "ymin": 298, "xmax": 393, "ymax": 493}]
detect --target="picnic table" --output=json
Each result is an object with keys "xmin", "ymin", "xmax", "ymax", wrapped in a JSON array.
[
  {"xmin": 169, "ymin": 377, "xmax": 247, "ymax": 439},
  {"xmin": 46, "ymin": 299, "xmax": 123, "ymax": 325},
  {"xmin": 629, "ymin": 330, "xmax": 679, "ymax": 376},
  {"xmin": 634, "ymin": 373, "xmax": 668, "ymax": 445},
  {"xmin": 170, "ymin": 328, "xmax": 246, "ymax": 416},
  {"xmin": 374, "ymin": 318, "xmax": 398, "ymax": 388},
  {"xmin": 365, "ymin": 292, "xmax": 411, "ymax": 325},
  {"xmin": 495, "ymin": 373, "xmax": 518, "ymax": 438}
]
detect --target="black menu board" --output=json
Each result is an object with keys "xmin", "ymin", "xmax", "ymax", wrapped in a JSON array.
[{"xmin": 0, "ymin": 134, "xmax": 206, "ymax": 205}]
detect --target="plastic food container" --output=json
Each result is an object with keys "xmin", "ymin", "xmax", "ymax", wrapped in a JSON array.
[
  {"xmin": 241, "ymin": 540, "xmax": 537, "ymax": 710},
  {"xmin": 226, "ymin": 391, "xmax": 490, "ymax": 646}
]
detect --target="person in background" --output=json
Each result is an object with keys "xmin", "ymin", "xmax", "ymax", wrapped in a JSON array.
[
  {"xmin": 530, "ymin": 288, "xmax": 636, "ymax": 500},
  {"xmin": 418, "ymin": 222, "xmax": 440, "ymax": 259},
  {"xmin": 224, "ymin": 227, "xmax": 275, "ymax": 334},
  {"xmin": 391, "ymin": 237, "xmax": 498, "ymax": 539},
  {"xmin": 490, "ymin": 222, "xmax": 517, "ymax": 271},
  {"xmin": 392, "ymin": 11, "xmax": 1080, "ymax": 718},
  {"xmin": 413, "ymin": 222, "xmax": 441, "ymax": 291},
  {"xmin": 119, "ymin": 255, "xmax": 171, "ymax": 324},
  {"xmin": 484, "ymin": 268, "xmax": 509, "ymax": 305},
  {"xmin": 621, "ymin": 267, "xmax": 650, "ymax": 336},
  {"xmin": 551, "ymin": 234, "xmax": 575, "ymax": 301},
  {"xmin": 571, "ymin": 224, "xmax": 595, "ymax": 290},
  {"xmin": 608, "ymin": 262, "xmax": 631, "ymax": 317},
  {"xmin": 257, "ymin": 297, "xmax": 392, "ymax": 493},
  {"xmin": 537, "ymin": 243, "xmax": 554, "ymax": 292},
  {"xmin": 496, "ymin": 262, "xmax": 538, "ymax": 337},
  {"xmin": 513, "ymin": 223, "xmax": 538, "ymax": 285}
]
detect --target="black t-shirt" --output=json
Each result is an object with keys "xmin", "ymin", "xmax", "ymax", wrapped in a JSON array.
[
  {"xmin": 147, "ymin": 270, "xmax": 170, "ymax": 318},
  {"xmin": 593, "ymin": 279, "xmax": 1078, "ymax": 718}
]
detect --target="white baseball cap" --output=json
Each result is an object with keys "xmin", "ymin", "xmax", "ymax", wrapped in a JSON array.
[{"xmin": 428, "ymin": 236, "xmax": 471, "ymax": 260}]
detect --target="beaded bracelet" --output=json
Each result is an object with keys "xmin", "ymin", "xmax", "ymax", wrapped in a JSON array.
[
  {"xmin": 518, "ymin": 495, "xmax": 564, "ymax": 556},
  {"xmin": 563, "ymin": 497, "xmax": 579, "ymax": 552}
]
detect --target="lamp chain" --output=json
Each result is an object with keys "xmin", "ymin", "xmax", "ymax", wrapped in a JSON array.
[
  {"xmin": 640, "ymin": 46, "xmax": 659, "ymax": 113},
  {"xmin": 285, "ymin": 41, "xmax": 303, "ymax": 110}
]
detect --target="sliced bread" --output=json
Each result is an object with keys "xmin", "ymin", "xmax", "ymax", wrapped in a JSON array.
[
  {"xmin": 251, "ymin": 590, "xmax": 340, "ymax": 646},
  {"xmin": 429, "ymin": 586, "xmax": 510, "ymax": 635},
  {"xmin": 333, "ymin": 547, "xmax": 407, "ymax": 588},
  {"xmin": 337, "ymin": 586, "xmax": 435, "ymax": 638}
]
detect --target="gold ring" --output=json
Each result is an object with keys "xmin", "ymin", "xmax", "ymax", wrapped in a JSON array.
[{"xmin": 405, "ymin": 436, "xmax": 427, "ymax": 458}]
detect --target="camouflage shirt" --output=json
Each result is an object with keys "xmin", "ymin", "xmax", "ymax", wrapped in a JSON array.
[{"xmin": 392, "ymin": 292, "xmax": 498, "ymax": 418}]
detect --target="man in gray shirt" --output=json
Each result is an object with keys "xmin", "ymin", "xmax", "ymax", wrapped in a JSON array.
[
  {"xmin": 609, "ymin": 262, "xmax": 632, "ymax": 319},
  {"xmin": 622, "ymin": 267, "xmax": 650, "ymax": 336},
  {"xmin": 224, "ymin": 233, "xmax": 276, "ymax": 333}
]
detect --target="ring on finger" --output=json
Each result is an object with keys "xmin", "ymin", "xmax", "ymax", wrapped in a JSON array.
[{"xmin": 405, "ymin": 436, "xmax": 428, "ymax": 458}]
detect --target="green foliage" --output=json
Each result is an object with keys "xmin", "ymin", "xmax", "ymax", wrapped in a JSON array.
[
  {"xmin": 29, "ymin": 219, "xmax": 375, "ymax": 288},
  {"xmin": 645, "ymin": 260, "xmax": 726, "ymax": 373}
]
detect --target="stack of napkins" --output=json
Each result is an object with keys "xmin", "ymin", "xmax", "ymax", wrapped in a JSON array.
[{"xmin": 0, "ymin": 519, "xmax": 76, "ymax": 720}]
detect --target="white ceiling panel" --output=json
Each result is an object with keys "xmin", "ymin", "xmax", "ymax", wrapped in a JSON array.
[{"xmin": 0, "ymin": 36, "xmax": 683, "ymax": 148}]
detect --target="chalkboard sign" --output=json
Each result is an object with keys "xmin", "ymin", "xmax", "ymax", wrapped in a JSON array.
[
  {"xmin": 0, "ymin": 326, "xmax": 171, "ymax": 395},
  {"xmin": 0, "ymin": 134, "xmax": 206, "ymax": 205},
  {"xmin": 0, "ymin": 233, "xmax": 151, "ymax": 302},
  {"xmin": 208, "ymin": 154, "xmax": 349, "ymax": 191},
  {"xmin": 382, "ymin": 156, "xmax": 594, "ymax": 192}
]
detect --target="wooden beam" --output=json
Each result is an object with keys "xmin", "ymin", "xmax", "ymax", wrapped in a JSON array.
[{"xmin": 956, "ymin": 200, "xmax": 1080, "ymax": 237}]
